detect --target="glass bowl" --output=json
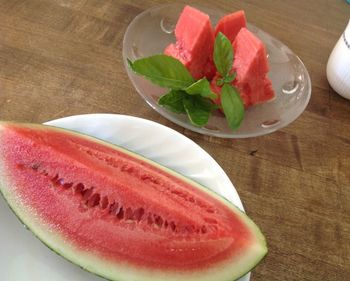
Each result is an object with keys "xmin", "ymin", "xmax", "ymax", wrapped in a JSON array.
[{"xmin": 122, "ymin": 4, "xmax": 311, "ymax": 138}]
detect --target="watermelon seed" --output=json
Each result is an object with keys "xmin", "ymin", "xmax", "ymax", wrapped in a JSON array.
[
  {"xmin": 206, "ymin": 208, "xmax": 215, "ymax": 213},
  {"xmin": 31, "ymin": 164, "xmax": 40, "ymax": 170},
  {"xmin": 125, "ymin": 207, "xmax": 133, "ymax": 220},
  {"xmin": 51, "ymin": 174, "xmax": 59, "ymax": 183},
  {"xmin": 185, "ymin": 225, "xmax": 195, "ymax": 234},
  {"xmin": 62, "ymin": 182, "xmax": 73, "ymax": 189},
  {"xmin": 121, "ymin": 164, "xmax": 134, "ymax": 173},
  {"xmin": 204, "ymin": 217, "xmax": 218, "ymax": 224},
  {"xmin": 170, "ymin": 190, "xmax": 182, "ymax": 196},
  {"xmin": 87, "ymin": 193, "xmax": 100, "ymax": 208},
  {"xmin": 169, "ymin": 221, "xmax": 176, "ymax": 232},
  {"xmin": 201, "ymin": 225, "xmax": 207, "ymax": 234},
  {"xmin": 82, "ymin": 188, "xmax": 93, "ymax": 201},
  {"xmin": 100, "ymin": 196, "xmax": 109, "ymax": 210},
  {"xmin": 154, "ymin": 215, "xmax": 163, "ymax": 227},
  {"xmin": 116, "ymin": 207, "xmax": 124, "ymax": 219},
  {"xmin": 141, "ymin": 174, "xmax": 160, "ymax": 184},
  {"xmin": 74, "ymin": 183, "xmax": 85, "ymax": 195},
  {"xmin": 109, "ymin": 201, "xmax": 119, "ymax": 214},
  {"xmin": 147, "ymin": 213, "xmax": 154, "ymax": 225},
  {"xmin": 133, "ymin": 208, "xmax": 145, "ymax": 221}
]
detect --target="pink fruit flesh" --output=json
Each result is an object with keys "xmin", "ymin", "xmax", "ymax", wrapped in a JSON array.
[
  {"xmin": 164, "ymin": 5, "xmax": 215, "ymax": 79},
  {"xmin": 211, "ymin": 28, "xmax": 275, "ymax": 108},
  {"xmin": 214, "ymin": 10, "xmax": 247, "ymax": 42},
  {"xmin": 233, "ymin": 28, "xmax": 274, "ymax": 105},
  {"xmin": 232, "ymin": 27, "xmax": 269, "ymax": 83},
  {"xmin": 1, "ymin": 125, "xmax": 254, "ymax": 270}
]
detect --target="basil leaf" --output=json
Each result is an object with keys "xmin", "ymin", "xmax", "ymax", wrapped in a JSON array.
[
  {"xmin": 183, "ymin": 96, "xmax": 212, "ymax": 127},
  {"xmin": 128, "ymin": 55, "xmax": 194, "ymax": 90},
  {"xmin": 216, "ymin": 78, "xmax": 224, "ymax": 87},
  {"xmin": 216, "ymin": 73, "xmax": 236, "ymax": 87},
  {"xmin": 223, "ymin": 72, "xmax": 236, "ymax": 83},
  {"xmin": 213, "ymin": 32, "xmax": 233, "ymax": 78},
  {"xmin": 221, "ymin": 84, "xmax": 244, "ymax": 130},
  {"xmin": 184, "ymin": 78, "xmax": 217, "ymax": 99},
  {"xmin": 195, "ymin": 96, "xmax": 218, "ymax": 111},
  {"xmin": 158, "ymin": 90, "xmax": 186, "ymax": 113}
]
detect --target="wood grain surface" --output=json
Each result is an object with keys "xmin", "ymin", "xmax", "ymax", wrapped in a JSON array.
[{"xmin": 0, "ymin": 0, "xmax": 349, "ymax": 280}]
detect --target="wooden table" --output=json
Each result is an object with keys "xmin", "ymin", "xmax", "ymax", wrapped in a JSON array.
[{"xmin": 0, "ymin": 0, "xmax": 349, "ymax": 280}]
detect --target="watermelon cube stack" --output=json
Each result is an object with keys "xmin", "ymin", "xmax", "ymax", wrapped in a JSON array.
[
  {"xmin": 232, "ymin": 27, "xmax": 275, "ymax": 106},
  {"xmin": 214, "ymin": 10, "xmax": 247, "ymax": 42},
  {"xmin": 205, "ymin": 10, "xmax": 247, "ymax": 80},
  {"xmin": 164, "ymin": 5, "xmax": 215, "ymax": 80},
  {"xmin": 165, "ymin": 6, "xmax": 275, "ymax": 108}
]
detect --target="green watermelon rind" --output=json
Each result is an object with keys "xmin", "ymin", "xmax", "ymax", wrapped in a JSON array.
[{"xmin": 0, "ymin": 122, "xmax": 267, "ymax": 281}]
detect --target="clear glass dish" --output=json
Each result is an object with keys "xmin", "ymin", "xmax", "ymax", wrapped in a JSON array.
[{"xmin": 123, "ymin": 4, "xmax": 311, "ymax": 138}]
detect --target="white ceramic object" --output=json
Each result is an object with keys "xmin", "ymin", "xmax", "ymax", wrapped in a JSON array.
[
  {"xmin": 327, "ymin": 20, "xmax": 350, "ymax": 99},
  {"xmin": 0, "ymin": 114, "xmax": 249, "ymax": 281},
  {"xmin": 123, "ymin": 3, "xmax": 312, "ymax": 138}
]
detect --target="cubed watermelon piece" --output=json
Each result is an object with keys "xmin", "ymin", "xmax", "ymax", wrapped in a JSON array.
[
  {"xmin": 203, "ymin": 11, "xmax": 247, "ymax": 80},
  {"xmin": 233, "ymin": 28, "xmax": 274, "ymax": 105},
  {"xmin": 210, "ymin": 28, "xmax": 275, "ymax": 108},
  {"xmin": 262, "ymin": 77, "xmax": 275, "ymax": 102},
  {"xmin": 233, "ymin": 27, "xmax": 269, "ymax": 82},
  {"xmin": 164, "ymin": 6, "xmax": 215, "ymax": 80},
  {"xmin": 214, "ymin": 10, "xmax": 247, "ymax": 42},
  {"xmin": 203, "ymin": 58, "xmax": 216, "ymax": 80}
]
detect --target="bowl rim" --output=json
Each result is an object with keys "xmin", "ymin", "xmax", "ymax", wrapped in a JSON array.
[{"xmin": 122, "ymin": 3, "xmax": 312, "ymax": 138}]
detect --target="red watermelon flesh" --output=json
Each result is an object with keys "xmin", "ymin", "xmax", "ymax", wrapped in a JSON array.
[
  {"xmin": 211, "ymin": 28, "xmax": 275, "ymax": 108},
  {"xmin": 164, "ymin": 5, "xmax": 215, "ymax": 80},
  {"xmin": 203, "ymin": 58, "xmax": 217, "ymax": 80},
  {"xmin": 214, "ymin": 10, "xmax": 247, "ymax": 42},
  {"xmin": 263, "ymin": 78, "xmax": 275, "ymax": 101},
  {"xmin": 0, "ymin": 122, "xmax": 267, "ymax": 281},
  {"xmin": 233, "ymin": 27, "xmax": 274, "ymax": 105},
  {"xmin": 202, "ymin": 10, "xmax": 247, "ymax": 79},
  {"xmin": 233, "ymin": 27, "xmax": 269, "ymax": 82}
]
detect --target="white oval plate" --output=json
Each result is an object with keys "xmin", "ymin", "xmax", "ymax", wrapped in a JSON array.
[{"xmin": 0, "ymin": 114, "xmax": 249, "ymax": 281}]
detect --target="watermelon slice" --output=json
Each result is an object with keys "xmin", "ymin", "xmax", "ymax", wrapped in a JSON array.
[
  {"xmin": 164, "ymin": 5, "xmax": 215, "ymax": 80},
  {"xmin": 211, "ymin": 28, "xmax": 275, "ymax": 108},
  {"xmin": 0, "ymin": 122, "xmax": 267, "ymax": 281},
  {"xmin": 233, "ymin": 28, "xmax": 274, "ymax": 105},
  {"xmin": 214, "ymin": 10, "xmax": 247, "ymax": 42}
]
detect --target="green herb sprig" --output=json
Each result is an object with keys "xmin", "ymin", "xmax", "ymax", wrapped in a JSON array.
[
  {"xmin": 213, "ymin": 32, "xmax": 244, "ymax": 130},
  {"xmin": 128, "ymin": 55, "xmax": 216, "ymax": 127},
  {"xmin": 128, "ymin": 32, "xmax": 244, "ymax": 130}
]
